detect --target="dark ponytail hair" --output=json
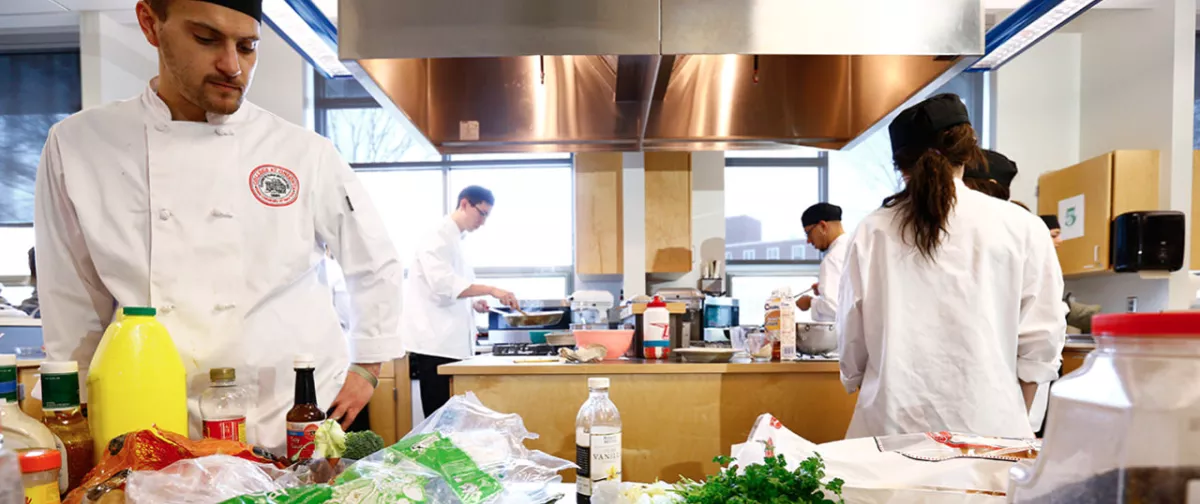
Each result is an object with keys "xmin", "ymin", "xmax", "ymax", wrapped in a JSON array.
[{"xmin": 883, "ymin": 123, "xmax": 984, "ymax": 260}]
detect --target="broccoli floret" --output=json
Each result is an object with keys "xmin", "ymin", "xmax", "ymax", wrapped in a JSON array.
[{"xmin": 344, "ymin": 430, "xmax": 386, "ymax": 460}]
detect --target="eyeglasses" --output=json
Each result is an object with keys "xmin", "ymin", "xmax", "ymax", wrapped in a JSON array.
[{"xmin": 472, "ymin": 203, "xmax": 490, "ymax": 218}]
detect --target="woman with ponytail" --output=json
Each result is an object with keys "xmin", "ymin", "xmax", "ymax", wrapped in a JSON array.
[{"xmin": 835, "ymin": 94, "xmax": 1067, "ymax": 439}]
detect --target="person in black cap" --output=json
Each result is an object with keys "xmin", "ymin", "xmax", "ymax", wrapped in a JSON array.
[
  {"xmin": 835, "ymin": 93, "xmax": 1066, "ymax": 440},
  {"xmin": 963, "ymin": 149, "xmax": 1018, "ymax": 201},
  {"xmin": 1040, "ymin": 215, "xmax": 1063, "ymax": 248},
  {"xmin": 796, "ymin": 203, "xmax": 848, "ymax": 322},
  {"xmin": 34, "ymin": 0, "xmax": 402, "ymax": 455}
]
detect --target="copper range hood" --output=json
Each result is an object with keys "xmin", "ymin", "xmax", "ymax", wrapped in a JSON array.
[{"xmin": 337, "ymin": 0, "xmax": 983, "ymax": 154}]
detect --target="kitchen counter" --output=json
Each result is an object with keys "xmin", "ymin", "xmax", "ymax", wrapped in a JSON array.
[
  {"xmin": 440, "ymin": 355, "xmax": 840, "ymax": 375},
  {"xmin": 441, "ymin": 355, "xmax": 856, "ymax": 482}
]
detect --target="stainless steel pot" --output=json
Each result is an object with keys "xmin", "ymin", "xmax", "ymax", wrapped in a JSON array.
[{"xmin": 796, "ymin": 321, "xmax": 837, "ymax": 354}]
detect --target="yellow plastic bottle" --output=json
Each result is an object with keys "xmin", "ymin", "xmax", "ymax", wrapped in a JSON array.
[{"xmin": 87, "ymin": 307, "xmax": 187, "ymax": 463}]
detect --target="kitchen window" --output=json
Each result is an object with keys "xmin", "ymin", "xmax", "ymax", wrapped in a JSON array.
[
  {"xmin": 314, "ymin": 71, "xmax": 575, "ymax": 298},
  {"xmin": 724, "ymin": 149, "xmax": 826, "ymax": 266},
  {"xmin": 0, "ymin": 50, "xmax": 81, "ymax": 284},
  {"xmin": 790, "ymin": 245, "xmax": 805, "ymax": 260}
]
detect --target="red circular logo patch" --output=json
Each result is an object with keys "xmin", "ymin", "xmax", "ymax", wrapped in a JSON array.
[{"xmin": 248, "ymin": 164, "xmax": 299, "ymax": 207}]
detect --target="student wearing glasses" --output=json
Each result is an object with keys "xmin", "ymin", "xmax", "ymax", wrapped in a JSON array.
[{"xmin": 401, "ymin": 185, "xmax": 520, "ymax": 416}]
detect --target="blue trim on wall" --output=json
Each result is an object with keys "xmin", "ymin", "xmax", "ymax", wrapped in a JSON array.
[{"xmin": 968, "ymin": 0, "xmax": 1104, "ymax": 72}]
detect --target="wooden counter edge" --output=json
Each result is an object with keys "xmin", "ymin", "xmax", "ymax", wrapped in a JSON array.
[{"xmin": 439, "ymin": 357, "xmax": 841, "ymax": 375}]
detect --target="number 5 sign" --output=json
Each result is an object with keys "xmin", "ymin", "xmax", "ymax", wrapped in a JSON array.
[{"xmin": 1057, "ymin": 194, "xmax": 1085, "ymax": 240}]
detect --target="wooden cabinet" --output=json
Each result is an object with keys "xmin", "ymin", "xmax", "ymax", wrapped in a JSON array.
[
  {"xmin": 1192, "ymin": 152, "xmax": 1200, "ymax": 271},
  {"xmin": 367, "ymin": 356, "xmax": 412, "ymax": 446},
  {"xmin": 644, "ymin": 152, "xmax": 693, "ymax": 273},
  {"xmin": 1037, "ymin": 150, "xmax": 1159, "ymax": 277},
  {"xmin": 574, "ymin": 153, "xmax": 624, "ymax": 275}
]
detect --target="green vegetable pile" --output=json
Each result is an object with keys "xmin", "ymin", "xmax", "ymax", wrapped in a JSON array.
[
  {"xmin": 673, "ymin": 453, "xmax": 845, "ymax": 504},
  {"xmin": 344, "ymin": 431, "xmax": 386, "ymax": 461}
]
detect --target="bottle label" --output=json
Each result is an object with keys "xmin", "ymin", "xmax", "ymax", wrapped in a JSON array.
[
  {"xmin": 53, "ymin": 433, "xmax": 68, "ymax": 495},
  {"xmin": 0, "ymin": 365, "xmax": 16, "ymax": 403},
  {"xmin": 23, "ymin": 480, "xmax": 58, "ymax": 504},
  {"xmin": 287, "ymin": 421, "xmax": 321, "ymax": 460},
  {"xmin": 575, "ymin": 429, "xmax": 621, "ymax": 500},
  {"xmin": 42, "ymin": 372, "xmax": 81, "ymax": 410},
  {"xmin": 205, "ymin": 417, "xmax": 247, "ymax": 444}
]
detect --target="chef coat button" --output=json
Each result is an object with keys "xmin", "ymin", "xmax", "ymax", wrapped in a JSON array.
[
  {"xmin": 158, "ymin": 209, "xmax": 172, "ymax": 221},
  {"xmin": 211, "ymin": 208, "xmax": 233, "ymax": 218},
  {"xmin": 214, "ymin": 302, "xmax": 236, "ymax": 311},
  {"xmin": 161, "ymin": 304, "xmax": 175, "ymax": 314},
  {"xmin": 155, "ymin": 124, "xmax": 169, "ymax": 133},
  {"xmin": 215, "ymin": 127, "xmax": 233, "ymax": 136}
]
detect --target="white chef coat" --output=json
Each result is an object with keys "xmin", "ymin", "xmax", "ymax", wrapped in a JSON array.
[
  {"xmin": 836, "ymin": 178, "xmax": 1066, "ymax": 439},
  {"xmin": 811, "ymin": 233, "xmax": 849, "ymax": 322},
  {"xmin": 400, "ymin": 216, "xmax": 477, "ymax": 360},
  {"xmin": 317, "ymin": 256, "xmax": 352, "ymax": 332},
  {"xmin": 33, "ymin": 80, "xmax": 403, "ymax": 455}
]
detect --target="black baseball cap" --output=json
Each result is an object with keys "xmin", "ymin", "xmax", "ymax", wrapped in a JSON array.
[
  {"xmin": 801, "ymin": 203, "xmax": 842, "ymax": 228},
  {"xmin": 964, "ymin": 150, "xmax": 1019, "ymax": 189},
  {"xmin": 198, "ymin": 0, "xmax": 262, "ymax": 22},
  {"xmin": 889, "ymin": 93, "xmax": 972, "ymax": 154}
]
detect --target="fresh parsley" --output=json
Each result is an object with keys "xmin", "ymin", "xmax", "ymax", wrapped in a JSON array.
[{"xmin": 673, "ymin": 453, "xmax": 845, "ymax": 504}]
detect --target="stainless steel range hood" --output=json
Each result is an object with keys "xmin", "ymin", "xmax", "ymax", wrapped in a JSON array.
[{"xmin": 337, "ymin": 0, "xmax": 983, "ymax": 154}]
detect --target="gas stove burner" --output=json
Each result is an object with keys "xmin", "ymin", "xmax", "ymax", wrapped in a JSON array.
[{"xmin": 492, "ymin": 343, "xmax": 571, "ymax": 356}]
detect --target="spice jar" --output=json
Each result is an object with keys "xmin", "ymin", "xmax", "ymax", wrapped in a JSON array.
[
  {"xmin": 18, "ymin": 449, "xmax": 61, "ymax": 504},
  {"xmin": 1009, "ymin": 312, "xmax": 1200, "ymax": 503}
]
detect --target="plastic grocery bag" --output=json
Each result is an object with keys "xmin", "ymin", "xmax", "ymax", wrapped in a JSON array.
[
  {"xmin": 224, "ymin": 393, "xmax": 575, "ymax": 504},
  {"xmin": 125, "ymin": 455, "xmax": 302, "ymax": 504},
  {"xmin": 730, "ymin": 414, "xmax": 1010, "ymax": 504}
]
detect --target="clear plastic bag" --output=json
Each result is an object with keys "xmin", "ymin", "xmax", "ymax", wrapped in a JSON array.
[
  {"xmin": 224, "ymin": 393, "xmax": 575, "ymax": 504},
  {"xmin": 125, "ymin": 455, "xmax": 303, "ymax": 504},
  {"xmin": 340, "ymin": 392, "xmax": 576, "ymax": 504}
]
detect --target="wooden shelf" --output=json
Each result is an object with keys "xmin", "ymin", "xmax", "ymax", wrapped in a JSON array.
[{"xmin": 644, "ymin": 152, "xmax": 693, "ymax": 273}]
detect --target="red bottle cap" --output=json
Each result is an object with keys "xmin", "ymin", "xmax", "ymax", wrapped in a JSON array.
[
  {"xmin": 18, "ymin": 449, "xmax": 61, "ymax": 473},
  {"xmin": 647, "ymin": 296, "xmax": 667, "ymax": 308}
]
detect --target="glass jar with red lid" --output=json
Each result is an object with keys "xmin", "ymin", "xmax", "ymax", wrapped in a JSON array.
[{"xmin": 1009, "ymin": 312, "xmax": 1200, "ymax": 503}]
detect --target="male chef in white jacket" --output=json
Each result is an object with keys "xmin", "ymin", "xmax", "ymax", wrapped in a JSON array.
[
  {"xmin": 34, "ymin": 0, "xmax": 402, "ymax": 454},
  {"xmin": 401, "ymin": 186, "xmax": 519, "ymax": 418},
  {"xmin": 795, "ymin": 203, "xmax": 848, "ymax": 323}
]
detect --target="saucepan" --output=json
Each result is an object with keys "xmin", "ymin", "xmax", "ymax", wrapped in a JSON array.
[
  {"xmin": 796, "ymin": 321, "xmax": 837, "ymax": 354},
  {"xmin": 493, "ymin": 308, "xmax": 565, "ymax": 328}
]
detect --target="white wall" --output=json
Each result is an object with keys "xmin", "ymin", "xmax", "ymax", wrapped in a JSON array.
[
  {"xmin": 79, "ymin": 11, "xmax": 157, "ymax": 109},
  {"xmin": 246, "ymin": 26, "xmax": 309, "ymax": 127},
  {"xmin": 1070, "ymin": 2, "xmax": 1196, "ymax": 312},
  {"xmin": 993, "ymin": 33, "xmax": 1082, "ymax": 207}
]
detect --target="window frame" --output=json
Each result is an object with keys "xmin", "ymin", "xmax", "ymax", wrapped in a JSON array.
[{"xmin": 313, "ymin": 71, "xmax": 576, "ymax": 295}]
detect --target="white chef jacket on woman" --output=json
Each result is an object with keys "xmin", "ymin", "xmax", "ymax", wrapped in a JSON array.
[
  {"xmin": 811, "ymin": 233, "xmax": 849, "ymax": 322},
  {"xmin": 836, "ymin": 178, "xmax": 1066, "ymax": 439},
  {"xmin": 400, "ymin": 216, "xmax": 478, "ymax": 360},
  {"xmin": 34, "ymin": 80, "xmax": 403, "ymax": 455}
]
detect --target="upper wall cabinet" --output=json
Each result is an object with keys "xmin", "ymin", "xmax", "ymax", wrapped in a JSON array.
[
  {"xmin": 574, "ymin": 153, "xmax": 624, "ymax": 275},
  {"xmin": 644, "ymin": 152, "xmax": 693, "ymax": 273},
  {"xmin": 1037, "ymin": 150, "xmax": 1159, "ymax": 277},
  {"xmin": 1192, "ymin": 151, "xmax": 1199, "ymax": 271}
]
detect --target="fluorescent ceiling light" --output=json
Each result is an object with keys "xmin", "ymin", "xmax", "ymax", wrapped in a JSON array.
[
  {"xmin": 970, "ymin": 0, "xmax": 1102, "ymax": 71},
  {"xmin": 263, "ymin": 0, "xmax": 351, "ymax": 79}
]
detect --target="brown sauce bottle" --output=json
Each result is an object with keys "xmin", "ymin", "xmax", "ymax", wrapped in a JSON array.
[{"xmin": 285, "ymin": 354, "xmax": 325, "ymax": 461}]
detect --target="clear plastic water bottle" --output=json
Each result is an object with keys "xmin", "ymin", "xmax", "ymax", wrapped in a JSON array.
[{"xmin": 575, "ymin": 377, "xmax": 621, "ymax": 503}]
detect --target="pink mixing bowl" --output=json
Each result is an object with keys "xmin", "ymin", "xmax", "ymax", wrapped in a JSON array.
[{"xmin": 572, "ymin": 330, "xmax": 635, "ymax": 360}]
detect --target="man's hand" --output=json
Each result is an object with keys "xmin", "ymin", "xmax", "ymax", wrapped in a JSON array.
[
  {"xmin": 811, "ymin": 282, "xmax": 820, "ymax": 296},
  {"xmin": 797, "ymin": 295, "xmax": 813, "ymax": 311},
  {"xmin": 473, "ymin": 299, "xmax": 491, "ymax": 313},
  {"xmin": 329, "ymin": 363, "xmax": 381, "ymax": 429},
  {"xmin": 491, "ymin": 288, "xmax": 519, "ymax": 310}
]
